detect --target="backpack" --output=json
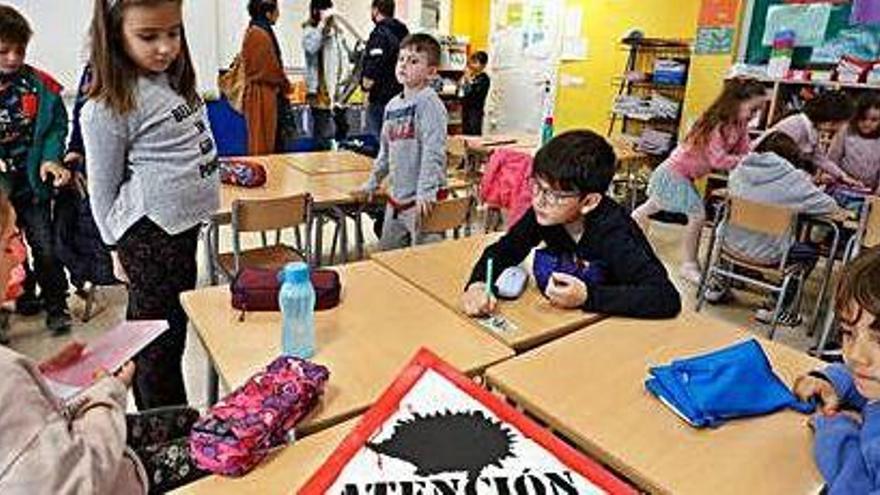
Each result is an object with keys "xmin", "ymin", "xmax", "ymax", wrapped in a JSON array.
[
  {"xmin": 218, "ymin": 56, "xmax": 246, "ymax": 114},
  {"xmin": 189, "ymin": 356, "xmax": 330, "ymax": 476}
]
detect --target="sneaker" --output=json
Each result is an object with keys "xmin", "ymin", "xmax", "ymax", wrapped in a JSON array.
[
  {"xmin": 704, "ymin": 281, "xmax": 732, "ymax": 304},
  {"xmin": 678, "ymin": 262, "xmax": 702, "ymax": 285},
  {"xmin": 15, "ymin": 292, "xmax": 43, "ymax": 316},
  {"xmin": 46, "ymin": 308, "xmax": 72, "ymax": 336},
  {"xmin": 755, "ymin": 308, "xmax": 802, "ymax": 327}
]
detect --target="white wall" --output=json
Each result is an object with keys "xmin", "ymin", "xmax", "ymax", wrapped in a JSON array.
[{"xmin": 9, "ymin": 0, "xmax": 447, "ymax": 95}]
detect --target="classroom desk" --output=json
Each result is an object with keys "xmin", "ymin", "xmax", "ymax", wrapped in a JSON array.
[
  {"xmin": 172, "ymin": 418, "xmax": 357, "ymax": 494},
  {"xmin": 485, "ymin": 310, "xmax": 824, "ymax": 495},
  {"xmin": 271, "ymin": 150, "xmax": 374, "ymax": 176},
  {"xmin": 182, "ymin": 260, "xmax": 513, "ymax": 433},
  {"xmin": 370, "ymin": 234, "xmax": 604, "ymax": 351}
]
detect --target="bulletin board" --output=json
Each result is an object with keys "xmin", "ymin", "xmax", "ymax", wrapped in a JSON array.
[{"xmin": 743, "ymin": 0, "xmax": 880, "ymax": 66}]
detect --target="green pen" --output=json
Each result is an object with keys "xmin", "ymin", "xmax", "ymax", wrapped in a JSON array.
[{"xmin": 485, "ymin": 258, "xmax": 494, "ymax": 297}]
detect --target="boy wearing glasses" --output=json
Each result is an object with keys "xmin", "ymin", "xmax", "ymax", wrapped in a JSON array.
[{"xmin": 461, "ymin": 130, "xmax": 681, "ymax": 318}]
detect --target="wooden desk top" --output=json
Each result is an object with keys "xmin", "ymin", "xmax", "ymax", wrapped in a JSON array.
[
  {"xmin": 279, "ymin": 150, "xmax": 374, "ymax": 175},
  {"xmin": 370, "ymin": 235, "xmax": 604, "ymax": 351},
  {"xmin": 485, "ymin": 311, "xmax": 824, "ymax": 495},
  {"xmin": 218, "ymin": 158, "xmax": 367, "ymax": 218},
  {"xmin": 172, "ymin": 418, "xmax": 357, "ymax": 494},
  {"xmin": 181, "ymin": 261, "xmax": 512, "ymax": 434}
]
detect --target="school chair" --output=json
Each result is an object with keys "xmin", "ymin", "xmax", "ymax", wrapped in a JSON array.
[
  {"xmin": 696, "ymin": 196, "xmax": 804, "ymax": 340},
  {"xmin": 815, "ymin": 195, "xmax": 880, "ymax": 354},
  {"xmin": 215, "ymin": 194, "xmax": 313, "ymax": 280},
  {"xmin": 416, "ymin": 196, "xmax": 474, "ymax": 246}
]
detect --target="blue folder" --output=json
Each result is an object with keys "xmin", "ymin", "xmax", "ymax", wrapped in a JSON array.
[{"xmin": 645, "ymin": 339, "xmax": 815, "ymax": 428}]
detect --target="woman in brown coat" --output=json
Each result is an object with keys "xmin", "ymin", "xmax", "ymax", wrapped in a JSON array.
[{"xmin": 242, "ymin": 0, "xmax": 291, "ymax": 155}]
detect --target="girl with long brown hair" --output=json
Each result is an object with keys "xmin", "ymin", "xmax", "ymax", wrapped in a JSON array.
[
  {"xmin": 632, "ymin": 78, "xmax": 767, "ymax": 284},
  {"xmin": 80, "ymin": 0, "xmax": 219, "ymax": 410}
]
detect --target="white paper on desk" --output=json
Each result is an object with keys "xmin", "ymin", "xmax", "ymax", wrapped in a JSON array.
[{"xmin": 476, "ymin": 314, "xmax": 518, "ymax": 334}]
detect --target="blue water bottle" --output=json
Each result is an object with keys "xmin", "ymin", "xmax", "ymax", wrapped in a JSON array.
[{"xmin": 278, "ymin": 262, "xmax": 316, "ymax": 358}]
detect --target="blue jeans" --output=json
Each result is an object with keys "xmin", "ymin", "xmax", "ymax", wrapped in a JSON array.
[{"xmin": 366, "ymin": 101, "xmax": 386, "ymax": 141}]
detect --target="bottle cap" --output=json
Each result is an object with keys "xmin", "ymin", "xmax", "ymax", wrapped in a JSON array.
[{"xmin": 279, "ymin": 262, "xmax": 310, "ymax": 284}]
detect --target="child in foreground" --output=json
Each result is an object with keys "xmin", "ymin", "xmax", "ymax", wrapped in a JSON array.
[{"xmin": 794, "ymin": 247, "xmax": 880, "ymax": 494}]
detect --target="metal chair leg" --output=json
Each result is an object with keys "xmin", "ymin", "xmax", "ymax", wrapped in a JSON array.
[{"xmin": 768, "ymin": 276, "xmax": 793, "ymax": 341}]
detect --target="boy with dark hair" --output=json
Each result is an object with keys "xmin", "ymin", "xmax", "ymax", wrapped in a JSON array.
[
  {"xmin": 360, "ymin": 33, "xmax": 448, "ymax": 250},
  {"xmin": 462, "ymin": 130, "xmax": 681, "ymax": 318},
  {"xmin": 460, "ymin": 50, "xmax": 490, "ymax": 135},
  {"xmin": 0, "ymin": 5, "xmax": 72, "ymax": 334},
  {"xmin": 758, "ymin": 90, "xmax": 862, "ymax": 187},
  {"xmin": 362, "ymin": 0, "xmax": 409, "ymax": 139}
]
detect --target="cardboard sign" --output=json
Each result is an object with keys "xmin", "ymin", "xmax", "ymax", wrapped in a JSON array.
[{"xmin": 300, "ymin": 349, "xmax": 634, "ymax": 494}]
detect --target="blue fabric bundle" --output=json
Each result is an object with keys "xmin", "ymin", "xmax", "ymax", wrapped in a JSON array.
[
  {"xmin": 532, "ymin": 248, "xmax": 606, "ymax": 294},
  {"xmin": 645, "ymin": 339, "xmax": 815, "ymax": 428}
]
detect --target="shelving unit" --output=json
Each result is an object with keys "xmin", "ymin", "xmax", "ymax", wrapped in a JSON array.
[
  {"xmin": 437, "ymin": 35, "xmax": 470, "ymax": 135},
  {"xmin": 751, "ymin": 77, "xmax": 880, "ymax": 133},
  {"xmin": 607, "ymin": 37, "xmax": 691, "ymax": 210}
]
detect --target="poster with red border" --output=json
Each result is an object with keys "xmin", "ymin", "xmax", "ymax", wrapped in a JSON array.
[{"xmin": 300, "ymin": 348, "xmax": 635, "ymax": 494}]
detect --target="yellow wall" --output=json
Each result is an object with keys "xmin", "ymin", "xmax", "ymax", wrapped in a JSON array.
[
  {"xmin": 555, "ymin": 0, "xmax": 701, "ymax": 133},
  {"xmin": 451, "ymin": 0, "xmax": 491, "ymax": 50},
  {"xmin": 448, "ymin": 0, "xmax": 738, "ymax": 134}
]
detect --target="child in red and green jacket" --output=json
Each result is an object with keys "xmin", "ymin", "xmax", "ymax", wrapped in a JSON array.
[{"xmin": 0, "ymin": 5, "xmax": 72, "ymax": 335}]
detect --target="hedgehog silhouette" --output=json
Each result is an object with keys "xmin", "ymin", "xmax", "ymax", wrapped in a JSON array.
[{"xmin": 366, "ymin": 410, "xmax": 516, "ymax": 482}]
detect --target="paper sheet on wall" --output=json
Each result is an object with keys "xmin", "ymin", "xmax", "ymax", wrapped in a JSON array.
[
  {"xmin": 563, "ymin": 6, "xmax": 583, "ymax": 37},
  {"xmin": 762, "ymin": 3, "xmax": 832, "ymax": 47},
  {"xmin": 561, "ymin": 37, "xmax": 588, "ymax": 60}
]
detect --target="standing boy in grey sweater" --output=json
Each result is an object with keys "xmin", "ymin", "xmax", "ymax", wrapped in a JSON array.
[{"xmin": 360, "ymin": 33, "xmax": 447, "ymax": 250}]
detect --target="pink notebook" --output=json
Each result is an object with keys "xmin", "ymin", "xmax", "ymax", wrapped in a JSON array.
[{"xmin": 42, "ymin": 320, "xmax": 169, "ymax": 399}]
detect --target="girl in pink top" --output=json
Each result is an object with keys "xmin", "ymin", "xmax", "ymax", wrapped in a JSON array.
[
  {"xmin": 632, "ymin": 78, "xmax": 767, "ymax": 284},
  {"xmin": 828, "ymin": 92, "xmax": 880, "ymax": 193}
]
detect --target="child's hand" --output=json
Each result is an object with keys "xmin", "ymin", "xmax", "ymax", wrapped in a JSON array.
[
  {"xmin": 63, "ymin": 152, "xmax": 84, "ymax": 167},
  {"xmin": 111, "ymin": 251, "xmax": 129, "ymax": 285},
  {"xmin": 417, "ymin": 199, "xmax": 435, "ymax": 219},
  {"xmin": 545, "ymin": 272, "xmax": 588, "ymax": 309},
  {"xmin": 461, "ymin": 283, "xmax": 497, "ymax": 317},
  {"xmin": 840, "ymin": 173, "xmax": 866, "ymax": 189},
  {"xmin": 114, "ymin": 361, "xmax": 136, "ymax": 388},
  {"xmin": 794, "ymin": 374, "xmax": 840, "ymax": 415},
  {"xmin": 0, "ymin": 158, "xmax": 6, "ymax": 173},
  {"xmin": 39, "ymin": 161, "xmax": 72, "ymax": 187}
]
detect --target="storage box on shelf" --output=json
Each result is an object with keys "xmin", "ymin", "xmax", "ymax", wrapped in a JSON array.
[{"xmin": 607, "ymin": 37, "xmax": 691, "ymax": 210}]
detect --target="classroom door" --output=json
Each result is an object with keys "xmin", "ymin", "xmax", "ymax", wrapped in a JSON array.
[{"xmin": 487, "ymin": 0, "xmax": 563, "ymax": 136}]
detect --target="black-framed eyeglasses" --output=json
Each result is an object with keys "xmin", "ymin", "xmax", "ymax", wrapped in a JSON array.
[{"xmin": 529, "ymin": 178, "xmax": 581, "ymax": 207}]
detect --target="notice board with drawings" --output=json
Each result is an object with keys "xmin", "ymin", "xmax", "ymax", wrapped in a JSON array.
[{"xmin": 744, "ymin": 0, "xmax": 880, "ymax": 66}]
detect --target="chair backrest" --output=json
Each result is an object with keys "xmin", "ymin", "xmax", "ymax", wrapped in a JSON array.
[
  {"xmin": 419, "ymin": 196, "xmax": 472, "ymax": 234},
  {"xmin": 231, "ymin": 194, "xmax": 311, "ymax": 233},
  {"xmin": 447, "ymin": 135, "xmax": 468, "ymax": 170},
  {"xmin": 863, "ymin": 195, "xmax": 880, "ymax": 249},
  {"xmin": 726, "ymin": 196, "xmax": 797, "ymax": 237}
]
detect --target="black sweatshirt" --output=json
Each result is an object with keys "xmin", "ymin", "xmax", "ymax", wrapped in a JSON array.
[
  {"xmin": 361, "ymin": 18, "xmax": 409, "ymax": 107},
  {"xmin": 461, "ymin": 72, "xmax": 490, "ymax": 114},
  {"xmin": 466, "ymin": 197, "xmax": 681, "ymax": 319}
]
